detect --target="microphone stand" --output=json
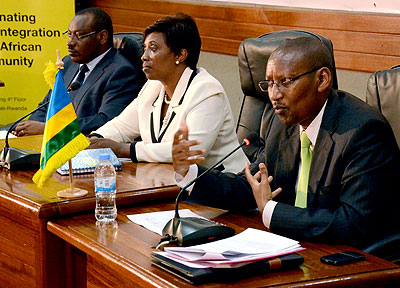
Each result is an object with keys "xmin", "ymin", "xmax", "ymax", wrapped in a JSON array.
[
  {"xmin": 160, "ymin": 133, "xmax": 257, "ymax": 247},
  {"xmin": 0, "ymin": 101, "xmax": 49, "ymax": 170}
]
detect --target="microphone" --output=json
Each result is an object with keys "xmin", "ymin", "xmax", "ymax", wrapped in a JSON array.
[
  {"xmin": 67, "ymin": 81, "xmax": 81, "ymax": 92},
  {"xmin": 0, "ymin": 82, "xmax": 81, "ymax": 170},
  {"xmin": 160, "ymin": 132, "xmax": 259, "ymax": 247}
]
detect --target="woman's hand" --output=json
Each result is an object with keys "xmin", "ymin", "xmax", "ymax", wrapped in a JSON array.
[{"xmin": 88, "ymin": 138, "xmax": 130, "ymax": 158}]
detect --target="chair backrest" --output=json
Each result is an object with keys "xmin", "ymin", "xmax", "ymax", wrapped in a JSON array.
[
  {"xmin": 366, "ymin": 65, "xmax": 400, "ymax": 148},
  {"xmin": 237, "ymin": 30, "xmax": 338, "ymax": 161},
  {"xmin": 113, "ymin": 32, "xmax": 147, "ymax": 88}
]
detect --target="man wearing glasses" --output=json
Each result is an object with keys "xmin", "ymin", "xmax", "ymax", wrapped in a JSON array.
[
  {"xmin": 172, "ymin": 37, "xmax": 400, "ymax": 248},
  {"xmin": 13, "ymin": 8, "xmax": 141, "ymax": 136}
]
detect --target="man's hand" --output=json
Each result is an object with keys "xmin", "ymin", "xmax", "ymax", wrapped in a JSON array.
[
  {"xmin": 245, "ymin": 162, "xmax": 282, "ymax": 213},
  {"xmin": 172, "ymin": 121, "xmax": 205, "ymax": 177},
  {"xmin": 12, "ymin": 120, "xmax": 45, "ymax": 137},
  {"xmin": 88, "ymin": 138, "xmax": 130, "ymax": 158}
]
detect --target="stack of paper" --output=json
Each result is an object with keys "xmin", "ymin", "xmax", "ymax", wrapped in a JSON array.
[{"xmin": 156, "ymin": 228, "xmax": 305, "ymax": 268}]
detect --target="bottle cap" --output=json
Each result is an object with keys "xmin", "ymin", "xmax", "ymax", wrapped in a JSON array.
[{"xmin": 99, "ymin": 154, "xmax": 110, "ymax": 161}]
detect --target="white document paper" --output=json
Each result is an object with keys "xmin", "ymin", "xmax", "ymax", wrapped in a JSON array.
[
  {"xmin": 155, "ymin": 249, "xmax": 303, "ymax": 269},
  {"xmin": 164, "ymin": 228, "xmax": 302, "ymax": 263},
  {"xmin": 127, "ymin": 209, "xmax": 207, "ymax": 235}
]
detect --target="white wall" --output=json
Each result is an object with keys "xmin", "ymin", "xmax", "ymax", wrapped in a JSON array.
[
  {"xmin": 198, "ymin": 51, "xmax": 371, "ymax": 123},
  {"xmin": 198, "ymin": 52, "xmax": 243, "ymax": 123},
  {"xmin": 204, "ymin": 0, "xmax": 400, "ymax": 14},
  {"xmin": 336, "ymin": 69, "xmax": 371, "ymax": 101}
]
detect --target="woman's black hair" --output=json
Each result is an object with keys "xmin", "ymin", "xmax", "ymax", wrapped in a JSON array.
[{"xmin": 144, "ymin": 13, "xmax": 201, "ymax": 69}]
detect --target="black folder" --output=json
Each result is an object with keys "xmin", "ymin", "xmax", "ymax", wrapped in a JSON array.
[{"xmin": 151, "ymin": 252, "xmax": 304, "ymax": 285}]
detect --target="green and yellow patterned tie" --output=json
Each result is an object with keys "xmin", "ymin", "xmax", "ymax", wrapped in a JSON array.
[{"xmin": 295, "ymin": 131, "xmax": 313, "ymax": 208}]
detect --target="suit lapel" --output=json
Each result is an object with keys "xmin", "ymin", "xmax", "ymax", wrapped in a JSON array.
[
  {"xmin": 275, "ymin": 125, "xmax": 300, "ymax": 204},
  {"xmin": 64, "ymin": 61, "xmax": 79, "ymax": 88},
  {"xmin": 308, "ymin": 92, "xmax": 339, "ymax": 206},
  {"xmin": 157, "ymin": 68, "xmax": 197, "ymax": 142},
  {"xmin": 152, "ymin": 91, "xmax": 163, "ymax": 139},
  {"xmin": 72, "ymin": 49, "xmax": 115, "ymax": 109},
  {"xmin": 157, "ymin": 92, "xmax": 182, "ymax": 141}
]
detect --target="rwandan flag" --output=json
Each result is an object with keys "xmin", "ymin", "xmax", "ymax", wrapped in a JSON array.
[{"xmin": 33, "ymin": 70, "xmax": 90, "ymax": 188}]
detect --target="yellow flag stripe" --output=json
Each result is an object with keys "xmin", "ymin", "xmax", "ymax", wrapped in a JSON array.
[{"xmin": 43, "ymin": 102, "xmax": 77, "ymax": 141}]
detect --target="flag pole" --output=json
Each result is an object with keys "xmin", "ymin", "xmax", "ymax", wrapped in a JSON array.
[
  {"xmin": 68, "ymin": 160, "xmax": 74, "ymax": 190},
  {"xmin": 57, "ymin": 148, "xmax": 88, "ymax": 198},
  {"xmin": 54, "ymin": 49, "xmax": 88, "ymax": 199},
  {"xmin": 57, "ymin": 172, "xmax": 87, "ymax": 198},
  {"xmin": 57, "ymin": 160, "xmax": 88, "ymax": 198}
]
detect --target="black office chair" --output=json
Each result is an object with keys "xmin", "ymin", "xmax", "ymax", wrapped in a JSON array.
[
  {"xmin": 364, "ymin": 65, "xmax": 400, "ymax": 265},
  {"xmin": 366, "ymin": 64, "xmax": 400, "ymax": 148},
  {"xmin": 236, "ymin": 30, "xmax": 338, "ymax": 162},
  {"xmin": 113, "ymin": 32, "xmax": 147, "ymax": 88},
  {"xmin": 363, "ymin": 234, "xmax": 400, "ymax": 265}
]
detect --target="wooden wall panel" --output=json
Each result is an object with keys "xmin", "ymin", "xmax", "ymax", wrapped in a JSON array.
[
  {"xmin": 0, "ymin": 213, "xmax": 36, "ymax": 287},
  {"xmin": 89, "ymin": 0, "xmax": 400, "ymax": 73}
]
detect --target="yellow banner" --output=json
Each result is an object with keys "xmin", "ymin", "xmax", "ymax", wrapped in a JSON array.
[{"xmin": 0, "ymin": 0, "xmax": 74, "ymax": 126}]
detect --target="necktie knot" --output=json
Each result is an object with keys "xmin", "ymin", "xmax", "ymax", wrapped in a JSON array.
[
  {"xmin": 76, "ymin": 64, "xmax": 89, "ymax": 85},
  {"xmin": 300, "ymin": 130, "xmax": 311, "ymax": 149},
  {"xmin": 80, "ymin": 64, "xmax": 89, "ymax": 74}
]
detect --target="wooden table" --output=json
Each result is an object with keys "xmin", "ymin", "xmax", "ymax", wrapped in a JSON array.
[
  {"xmin": 48, "ymin": 202, "xmax": 400, "ymax": 288},
  {"xmin": 0, "ymin": 136, "xmax": 179, "ymax": 288}
]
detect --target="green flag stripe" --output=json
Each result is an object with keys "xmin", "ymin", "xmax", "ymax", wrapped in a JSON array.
[{"xmin": 40, "ymin": 120, "xmax": 82, "ymax": 169}]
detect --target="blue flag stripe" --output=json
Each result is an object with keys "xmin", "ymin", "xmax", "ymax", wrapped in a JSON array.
[{"xmin": 46, "ymin": 72, "xmax": 71, "ymax": 121}]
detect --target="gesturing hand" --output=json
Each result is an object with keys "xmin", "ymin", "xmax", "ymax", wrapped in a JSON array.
[
  {"xmin": 172, "ymin": 121, "xmax": 205, "ymax": 177},
  {"xmin": 244, "ymin": 162, "xmax": 282, "ymax": 213}
]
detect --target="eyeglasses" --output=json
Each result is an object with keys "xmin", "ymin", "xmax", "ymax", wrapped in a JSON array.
[
  {"xmin": 62, "ymin": 30, "xmax": 97, "ymax": 41},
  {"xmin": 258, "ymin": 67, "xmax": 322, "ymax": 92}
]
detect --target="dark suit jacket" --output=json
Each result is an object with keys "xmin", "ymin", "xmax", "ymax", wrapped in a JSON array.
[
  {"xmin": 188, "ymin": 90, "xmax": 400, "ymax": 248},
  {"xmin": 30, "ymin": 48, "xmax": 141, "ymax": 134}
]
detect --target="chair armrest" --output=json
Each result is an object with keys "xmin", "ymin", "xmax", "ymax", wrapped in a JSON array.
[{"xmin": 363, "ymin": 233, "xmax": 400, "ymax": 265}]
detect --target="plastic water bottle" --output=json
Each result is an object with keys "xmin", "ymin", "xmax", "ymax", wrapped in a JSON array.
[{"xmin": 94, "ymin": 154, "xmax": 117, "ymax": 222}]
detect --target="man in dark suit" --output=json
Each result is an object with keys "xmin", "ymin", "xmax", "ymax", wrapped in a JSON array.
[
  {"xmin": 172, "ymin": 37, "xmax": 400, "ymax": 248},
  {"xmin": 13, "ymin": 8, "xmax": 141, "ymax": 136}
]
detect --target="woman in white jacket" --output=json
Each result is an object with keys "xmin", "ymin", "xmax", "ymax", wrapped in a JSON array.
[{"xmin": 89, "ymin": 13, "xmax": 247, "ymax": 173}]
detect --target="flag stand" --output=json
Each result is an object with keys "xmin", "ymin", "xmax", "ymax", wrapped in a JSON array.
[
  {"xmin": 33, "ymin": 49, "xmax": 90, "ymax": 192},
  {"xmin": 57, "ymin": 160, "xmax": 88, "ymax": 198}
]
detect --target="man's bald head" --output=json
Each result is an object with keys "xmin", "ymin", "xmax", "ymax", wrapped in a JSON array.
[
  {"xmin": 266, "ymin": 37, "xmax": 334, "ymax": 128},
  {"xmin": 270, "ymin": 37, "xmax": 333, "ymax": 83}
]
